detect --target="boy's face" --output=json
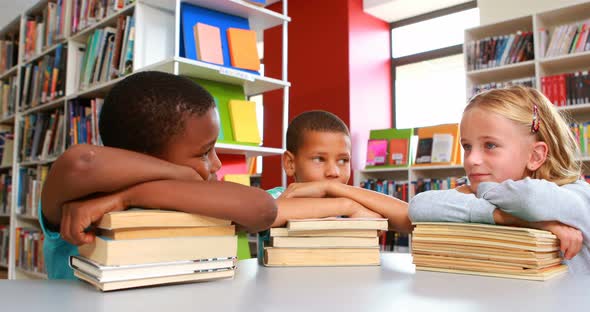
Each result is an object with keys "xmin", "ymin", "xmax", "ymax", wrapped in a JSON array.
[
  {"xmin": 284, "ymin": 130, "xmax": 352, "ymax": 184},
  {"xmin": 158, "ymin": 108, "xmax": 222, "ymax": 181},
  {"xmin": 460, "ymin": 107, "xmax": 536, "ymax": 192}
]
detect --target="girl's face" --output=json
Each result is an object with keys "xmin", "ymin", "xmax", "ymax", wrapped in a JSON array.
[{"xmin": 460, "ymin": 107, "xmax": 537, "ymax": 193}]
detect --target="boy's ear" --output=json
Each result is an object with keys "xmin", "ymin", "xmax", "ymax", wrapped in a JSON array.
[
  {"xmin": 283, "ymin": 151, "xmax": 296, "ymax": 177},
  {"xmin": 527, "ymin": 141, "xmax": 548, "ymax": 171}
]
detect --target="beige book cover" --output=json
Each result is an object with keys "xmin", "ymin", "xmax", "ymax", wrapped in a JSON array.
[
  {"xmin": 97, "ymin": 210, "xmax": 231, "ymax": 230},
  {"xmin": 272, "ymin": 236, "xmax": 379, "ymax": 248},
  {"xmin": 287, "ymin": 218, "xmax": 388, "ymax": 232},
  {"xmin": 101, "ymin": 225, "xmax": 236, "ymax": 240},
  {"xmin": 264, "ymin": 247, "xmax": 380, "ymax": 267}
]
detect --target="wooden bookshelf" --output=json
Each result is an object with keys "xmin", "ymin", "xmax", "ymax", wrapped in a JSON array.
[{"xmin": 0, "ymin": 0, "xmax": 290, "ymax": 280}]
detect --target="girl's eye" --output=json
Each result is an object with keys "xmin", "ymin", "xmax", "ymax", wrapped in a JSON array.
[
  {"xmin": 485, "ymin": 142, "xmax": 497, "ymax": 150},
  {"xmin": 337, "ymin": 159, "xmax": 350, "ymax": 165},
  {"xmin": 462, "ymin": 144, "xmax": 472, "ymax": 151}
]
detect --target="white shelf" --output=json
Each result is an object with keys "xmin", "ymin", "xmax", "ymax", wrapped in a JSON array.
[
  {"xmin": 22, "ymin": 40, "xmax": 66, "ymax": 66},
  {"xmin": 215, "ymin": 143, "xmax": 283, "ymax": 157},
  {"xmin": 411, "ymin": 164, "xmax": 464, "ymax": 171},
  {"xmin": 361, "ymin": 167, "xmax": 409, "ymax": 173},
  {"xmin": 19, "ymin": 156, "xmax": 59, "ymax": 167},
  {"xmin": 557, "ymin": 103, "xmax": 590, "ymax": 115},
  {"xmin": 16, "ymin": 267, "xmax": 47, "ymax": 280},
  {"xmin": 69, "ymin": 4, "xmax": 136, "ymax": 44},
  {"xmin": 21, "ymin": 97, "xmax": 66, "ymax": 115},
  {"xmin": 140, "ymin": 0, "xmax": 290, "ymax": 32},
  {"xmin": 0, "ymin": 114, "xmax": 15, "ymax": 124},
  {"xmin": 0, "ymin": 65, "xmax": 19, "ymax": 80},
  {"xmin": 538, "ymin": 51, "xmax": 590, "ymax": 75},
  {"xmin": 71, "ymin": 75, "xmax": 127, "ymax": 99},
  {"xmin": 16, "ymin": 214, "xmax": 40, "ymax": 221},
  {"xmin": 466, "ymin": 60, "xmax": 535, "ymax": 83},
  {"xmin": 153, "ymin": 57, "xmax": 289, "ymax": 96}
]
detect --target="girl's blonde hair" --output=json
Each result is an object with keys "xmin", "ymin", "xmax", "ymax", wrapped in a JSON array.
[{"xmin": 465, "ymin": 86, "xmax": 581, "ymax": 185}]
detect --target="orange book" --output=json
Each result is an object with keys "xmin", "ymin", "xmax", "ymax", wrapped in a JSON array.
[
  {"xmin": 414, "ymin": 124, "xmax": 461, "ymax": 165},
  {"xmin": 193, "ymin": 23, "xmax": 223, "ymax": 65},
  {"xmin": 226, "ymin": 28, "xmax": 260, "ymax": 71},
  {"xmin": 388, "ymin": 138, "xmax": 409, "ymax": 165}
]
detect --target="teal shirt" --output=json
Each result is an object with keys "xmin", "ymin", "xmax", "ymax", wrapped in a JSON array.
[
  {"xmin": 39, "ymin": 205, "xmax": 77, "ymax": 280},
  {"xmin": 258, "ymin": 187, "xmax": 285, "ymax": 263}
]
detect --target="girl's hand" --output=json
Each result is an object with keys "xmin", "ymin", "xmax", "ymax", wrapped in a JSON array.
[
  {"xmin": 455, "ymin": 185, "xmax": 474, "ymax": 194},
  {"xmin": 532, "ymin": 221, "xmax": 583, "ymax": 260}
]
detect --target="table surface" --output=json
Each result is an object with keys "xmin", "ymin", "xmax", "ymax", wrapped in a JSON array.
[{"xmin": 0, "ymin": 253, "xmax": 588, "ymax": 312}]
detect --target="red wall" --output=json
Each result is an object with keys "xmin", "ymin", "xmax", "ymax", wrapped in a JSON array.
[{"xmin": 262, "ymin": 0, "xmax": 391, "ymax": 189}]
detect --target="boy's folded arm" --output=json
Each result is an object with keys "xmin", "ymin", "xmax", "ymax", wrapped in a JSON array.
[
  {"xmin": 478, "ymin": 179, "xmax": 590, "ymax": 231},
  {"xmin": 408, "ymin": 189, "xmax": 497, "ymax": 225},
  {"xmin": 41, "ymin": 144, "xmax": 197, "ymax": 226},
  {"xmin": 324, "ymin": 183, "xmax": 412, "ymax": 233},
  {"xmin": 121, "ymin": 180, "xmax": 277, "ymax": 233},
  {"xmin": 272, "ymin": 197, "xmax": 363, "ymax": 227}
]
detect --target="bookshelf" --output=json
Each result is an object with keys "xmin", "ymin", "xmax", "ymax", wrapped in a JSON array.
[{"xmin": 0, "ymin": 0, "xmax": 290, "ymax": 280}]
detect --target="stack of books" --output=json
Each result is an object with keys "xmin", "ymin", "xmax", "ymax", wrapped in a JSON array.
[
  {"xmin": 412, "ymin": 222, "xmax": 568, "ymax": 281},
  {"xmin": 263, "ymin": 218, "xmax": 388, "ymax": 267},
  {"xmin": 73, "ymin": 210, "xmax": 237, "ymax": 291}
]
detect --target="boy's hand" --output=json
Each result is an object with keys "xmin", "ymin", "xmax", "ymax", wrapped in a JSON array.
[
  {"xmin": 531, "ymin": 221, "xmax": 583, "ymax": 260},
  {"xmin": 281, "ymin": 181, "xmax": 332, "ymax": 199},
  {"xmin": 60, "ymin": 192, "xmax": 127, "ymax": 246}
]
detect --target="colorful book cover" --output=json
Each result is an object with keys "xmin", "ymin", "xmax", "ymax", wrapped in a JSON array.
[
  {"xmin": 223, "ymin": 174, "xmax": 251, "ymax": 186},
  {"xmin": 226, "ymin": 28, "xmax": 260, "ymax": 71},
  {"xmin": 415, "ymin": 138, "xmax": 433, "ymax": 164},
  {"xmin": 228, "ymin": 99, "xmax": 261, "ymax": 144},
  {"xmin": 193, "ymin": 23, "xmax": 223, "ymax": 65},
  {"xmin": 389, "ymin": 138, "xmax": 408, "ymax": 166},
  {"xmin": 366, "ymin": 139, "xmax": 388, "ymax": 166}
]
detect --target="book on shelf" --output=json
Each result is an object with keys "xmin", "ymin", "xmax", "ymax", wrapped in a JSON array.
[
  {"xmin": 541, "ymin": 20, "xmax": 590, "ymax": 58},
  {"xmin": 430, "ymin": 133, "xmax": 453, "ymax": 163},
  {"xmin": 23, "ymin": 0, "xmax": 67, "ymax": 61},
  {"xmin": 227, "ymin": 99, "xmax": 261, "ymax": 145},
  {"xmin": 365, "ymin": 139, "xmax": 387, "ymax": 166},
  {"xmin": 542, "ymin": 71, "xmax": 590, "ymax": 107},
  {"xmin": 193, "ymin": 22, "xmax": 224, "ymax": 65},
  {"xmin": 414, "ymin": 123, "xmax": 461, "ymax": 166},
  {"xmin": 0, "ymin": 172, "xmax": 11, "ymax": 215},
  {"xmin": 0, "ymin": 32, "xmax": 19, "ymax": 73},
  {"xmin": 71, "ymin": 0, "xmax": 136, "ymax": 35},
  {"xmin": 414, "ymin": 138, "xmax": 433, "ymax": 164},
  {"xmin": 21, "ymin": 44, "xmax": 66, "ymax": 109},
  {"xmin": 20, "ymin": 108, "xmax": 65, "ymax": 162},
  {"xmin": 0, "ymin": 129, "xmax": 14, "ymax": 167},
  {"xmin": 0, "ymin": 225, "xmax": 9, "ymax": 266},
  {"xmin": 17, "ymin": 165, "xmax": 49, "ymax": 218},
  {"xmin": 223, "ymin": 173, "xmax": 251, "ymax": 186},
  {"xmin": 14, "ymin": 227, "xmax": 46, "ymax": 275},
  {"xmin": 226, "ymin": 28, "xmax": 260, "ymax": 71},
  {"xmin": 69, "ymin": 98, "xmax": 104, "ymax": 146},
  {"xmin": 470, "ymin": 77, "xmax": 535, "ymax": 99},
  {"xmin": 466, "ymin": 31, "xmax": 534, "ymax": 71},
  {"xmin": 263, "ymin": 218, "xmax": 384, "ymax": 267},
  {"xmin": 0, "ymin": 74, "xmax": 18, "ymax": 117},
  {"xmin": 412, "ymin": 222, "xmax": 567, "ymax": 281}
]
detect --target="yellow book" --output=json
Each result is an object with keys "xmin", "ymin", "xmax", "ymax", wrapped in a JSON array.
[
  {"xmin": 223, "ymin": 173, "xmax": 251, "ymax": 186},
  {"xmin": 228, "ymin": 99, "xmax": 261, "ymax": 144}
]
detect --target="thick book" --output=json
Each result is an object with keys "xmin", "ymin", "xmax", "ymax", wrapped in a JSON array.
[
  {"xmin": 365, "ymin": 139, "xmax": 387, "ymax": 166},
  {"xmin": 96, "ymin": 210, "xmax": 231, "ymax": 230},
  {"xmin": 271, "ymin": 236, "xmax": 378, "ymax": 248},
  {"xmin": 264, "ymin": 247, "xmax": 380, "ymax": 267},
  {"xmin": 78, "ymin": 235, "xmax": 237, "ymax": 266},
  {"xmin": 226, "ymin": 27, "xmax": 260, "ymax": 71},
  {"xmin": 415, "ymin": 264, "xmax": 567, "ymax": 281},
  {"xmin": 75, "ymin": 267, "xmax": 235, "ymax": 291},
  {"xmin": 270, "ymin": 227, "xmax": 378, "ymax": 238},
  {"xmin": 70, "ymin": 255, "xmax": 236, "ymax": 283},
  {"xmin": 286, "ymin": 218, "xmax": 388, "ymax": 232},
  {"xmin": 100, "ymin": 225, "xmax": 236, "ymax": 240},
  {"xmin": 193, "ymin": 22, "xmax": 223, "ymax": 65}
]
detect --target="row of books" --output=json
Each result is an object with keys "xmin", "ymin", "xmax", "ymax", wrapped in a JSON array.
[
  {"xmin": 466, "ymin": 31, "xmax": 534, "ymax": 71},
  {"xmin": 15, "ymin": 227, "xmax": 45, "ymax": 274},
  {"xmin": 78, "ymin": 14, "xmax": 135, "ymax": 91},
  {"xmin": 20, "ymin": 108, "xmax": 66, "ymax": 163},
  {"xmin": 23, "ymin": 0, "xmax": 67, "ymax": 61},
  {"xmin": 412, "ymin": 222, "xmax": 567, "ymax": 280},
  {"xmin": 16, "ymin": 166, "xmax": 49, "ymax": 218},
  {"xmin": 0, "ymin": 75, "xmax": 17, "ymax": 117},
  {"xmin": 470, "ymin": 77, "xmax": 535, "ymax": 99},
  {"xmin": 71, "ymin": 0, "xmax": 136, "ymax": 35},
  {"xmin": 69, "ymin": 98, "xmax": 104, "ymax": 146},
  {"xmin": 359, "ymin": 177, "xmax": 466, "ymax": 199},
  {"xmin": 571, "ymin": 122, "xmax": 590, "ymax": 158},
  {"xmin": 0, "ymin": 225, "xmax": 8, "ymax": 266},
  {"xmin": 541, "ymin": 72, "xmax": 590, "ymax": 107},
  {"xmin": 0, "ymin": 35, "xmax": 19, "ymax": 73},
  {"xmin": 75, "ymin": 210, "xmax": 237, "ymax": 291},
  {"xmin": 0, "ymin": 173, "xmax": 12, "ymax": 216},
  {"xmin": 539, "ymin": 21, "xmax": 590, "ymax": 58},
  {"xmin": 0, "ymin": 132, "xmax": 14, "ymax": 168},
  {"xmin": 21, "ymin": 44, "xmax": 66, "ymax": 110}
]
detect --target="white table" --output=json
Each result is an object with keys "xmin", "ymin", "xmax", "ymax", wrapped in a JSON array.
[{"xmin": 0, "ymin": 253, "xmax": 588, "ymax": 312}]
